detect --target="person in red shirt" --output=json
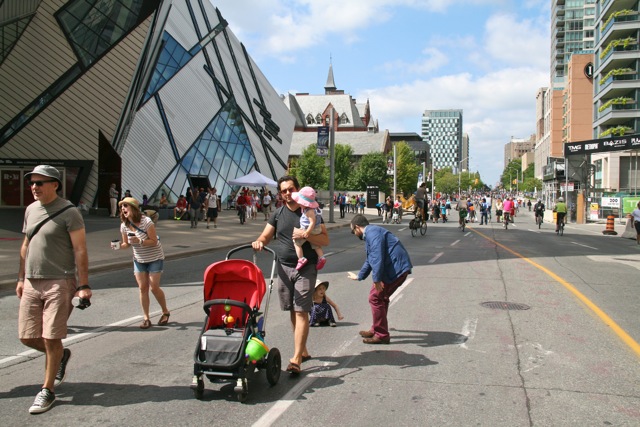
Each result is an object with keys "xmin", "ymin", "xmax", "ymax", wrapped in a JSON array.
[{"xmin": 173, "ymin": 195, "xmax": 187, "ymax": 220}]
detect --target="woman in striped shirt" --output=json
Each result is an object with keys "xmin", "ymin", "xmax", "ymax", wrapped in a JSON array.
[{"xmin": 116, "ymin": 197, "xmax": 170, "ymax": 329}]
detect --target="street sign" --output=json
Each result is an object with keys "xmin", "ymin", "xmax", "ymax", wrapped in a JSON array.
[{"xmin": 601, "ymin": 197, "xmax": 620, "ymax": 208}]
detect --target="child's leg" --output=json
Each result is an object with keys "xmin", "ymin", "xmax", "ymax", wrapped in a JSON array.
[{"xmin": 294, "ymin": 241, "xmax": 304, "ymax": 259}]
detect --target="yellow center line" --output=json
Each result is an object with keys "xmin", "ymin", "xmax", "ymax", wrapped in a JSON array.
[{"xmin": 470, "ymin": 227, "xmax": 640, "ymax": 359}]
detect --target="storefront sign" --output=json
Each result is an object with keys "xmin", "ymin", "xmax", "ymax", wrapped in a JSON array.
[{"xmin": 601, "ymin": 197, "xmax": 620, "ymax": 208}]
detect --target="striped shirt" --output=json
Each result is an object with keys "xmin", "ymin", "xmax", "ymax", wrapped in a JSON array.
[{"xmin": 121, "ymin": 216, "xmax": 164, "ymax": 263}]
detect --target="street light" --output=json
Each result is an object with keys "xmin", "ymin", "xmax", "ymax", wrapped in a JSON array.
[{"xmin": 507, "ymin": 167, "xmax": 520, "ymax": 194}]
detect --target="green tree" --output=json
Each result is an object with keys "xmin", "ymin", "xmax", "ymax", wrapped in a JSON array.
[
  {"xmin": 333, "ymin": 144, "xmax": 354, "ymax": 191},
  {"xmin": 349, "ymin": 151, "xmax": 389, "ymax": 193},
  {"xmin": 295, "ymin": 144, "xmax": 328, "ymax": 189},
  {"xmin": 501, "ymin": 159, "xmax": 523, "ymax": 190},
  {"xmin": 435, "ymin": 170, "xmax": 459, "ymax": 195},
  {"xmin": 392, "ymin": 142, "xmax": 421, "ymax": 196}
]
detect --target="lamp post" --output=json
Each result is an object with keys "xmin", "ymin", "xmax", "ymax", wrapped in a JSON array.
[{"xmin": 507, "ymin": 167, "xmax": 520, "ymax": 194}]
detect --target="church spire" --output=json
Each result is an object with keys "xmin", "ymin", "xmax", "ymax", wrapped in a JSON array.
[{"xmin": 324, "ymin": 56, "xmax": 336, "ymax": 94}]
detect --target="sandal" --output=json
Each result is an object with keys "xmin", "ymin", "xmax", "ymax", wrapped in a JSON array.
[
  {"xmin": 158, "ymin": 312, "xmax": 170, "ymax": 326},
  {"xmin": 301, "ymin": 355, "xmax": 312, "ymax": 363},
  {"xmin": 140, "ymin": 319, "xmax": 152, "ymax": 329},
  {"xmin": 286, "ymin": 362, "xmax": 301, "ymax": 375}
]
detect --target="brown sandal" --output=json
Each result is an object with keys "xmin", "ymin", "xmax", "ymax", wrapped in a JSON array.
[
  {"xmin": 140, "ymin": 319, "xmax": 152, "ymax": 329},
  {"xmin": 286, "ymin": 362, "xmax": 301, "ymax": 375},
  {"xmin": 158, "ymin": 312, "xmax": 170, "ymax": 326}
]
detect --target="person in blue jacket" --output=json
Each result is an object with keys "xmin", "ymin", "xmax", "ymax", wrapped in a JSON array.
[{"xmin": 347, "ymin": 214, "xmax": 412, "ymax": 344}]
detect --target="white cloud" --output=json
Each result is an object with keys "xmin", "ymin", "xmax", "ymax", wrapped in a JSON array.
[{"xmin": 484, "ymin": 13, "xmax": 550, "ymax": 69}]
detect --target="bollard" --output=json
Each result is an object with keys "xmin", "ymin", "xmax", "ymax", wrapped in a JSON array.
[
  {"xmin": 621, "ymin": 215, "xmax": 636, "ymax": 239},
  {"xmin": 602, "ymin": 215, "xmax": 618, "ymax": 235}
]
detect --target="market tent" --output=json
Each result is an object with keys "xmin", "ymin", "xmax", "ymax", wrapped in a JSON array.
[{"xmin": 228, "ymin": 170, "xmax": 277, "ymax": 187}]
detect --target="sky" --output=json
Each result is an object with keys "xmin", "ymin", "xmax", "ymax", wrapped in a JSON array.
[{"xmin": 213, "ymin": 0, "xmax": 551, "ymax": 187}]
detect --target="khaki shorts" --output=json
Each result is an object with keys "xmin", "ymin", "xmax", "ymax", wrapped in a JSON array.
[
  {"xmin": 19, "ymin": 278, "xmax": 76, "ymax": 340},
  {"xmin": 277, "ymin": 263, "xmax": 316, "ymax": 312},
  {"xmin": 293, "ymin": 226, "xmax": 322, "ymax": 249}
]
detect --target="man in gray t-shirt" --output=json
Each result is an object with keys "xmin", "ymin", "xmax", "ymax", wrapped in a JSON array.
[
  {"xmin": 17, "ymin": 165, "xmax": 92, "ymax": 414},
  {"xmin": 252, "ymin": 176, "xmax": 329, "ymax": 375}
]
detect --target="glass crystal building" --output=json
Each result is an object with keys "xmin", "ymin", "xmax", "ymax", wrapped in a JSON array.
[{"xmin": 0, "ymin": 0, "xmax": 293, "ymax": 208}]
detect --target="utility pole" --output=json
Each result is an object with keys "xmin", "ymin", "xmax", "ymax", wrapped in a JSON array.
[{"xmin": 328, "ymin": 107, "xmax": 335, "ymax": 223}]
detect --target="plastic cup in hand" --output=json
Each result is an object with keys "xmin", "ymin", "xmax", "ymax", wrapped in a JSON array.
[
  {"xmin": 127, "ymin": 232, "xmax": 135, "ymax": 244},
  {"xmin": 111, "ymin": 240, "xmax": 120, "ymax": 250}
]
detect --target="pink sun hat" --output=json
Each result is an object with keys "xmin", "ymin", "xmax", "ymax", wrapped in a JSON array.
[{"xmin": 292, "ymin": 186, "xmax": 319, "ymax": 208}]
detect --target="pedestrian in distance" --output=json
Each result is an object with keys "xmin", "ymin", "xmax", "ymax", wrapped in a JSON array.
[
  {"xmin": 309, "ymin": 280, "xmax": 343, "ymax": 327},
  {"xmin": 632, "ymin": 201, "xmax": 640, "ymax": 245},
  {"xmin": 109, "ymin": 183, "xmax": 119, "ymax": 217},
  {"xmin": 347, "ymin": 214, "xmax": 413, "ymax": 344},
  {"xmin": 115, "ymin": 197, "xmax": 170, "ymax": 329},
  {"xmin": 188, "ymin": 192, "xmax": 202, "ymax": 228},
  {"xmin": 17, "ymin": 165, "xmax": 92, "ymax": 414},
  {"xmin": 205, "ymin": 187, "xmax": 219, "ymax": 229},
  {"xmin": 479, "ymin": 198, "xmax": 489, "ymax": 225},
  {"xmin": 251, "ymin": 176, "xmax": 329, "ymax": 375}
]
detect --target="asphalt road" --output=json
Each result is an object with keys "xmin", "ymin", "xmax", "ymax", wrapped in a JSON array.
[{"xmin": 1, "ymin": 211, "xmax": 639, "ymax": 426}]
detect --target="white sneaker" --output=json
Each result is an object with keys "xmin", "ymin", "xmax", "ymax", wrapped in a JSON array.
[{"xmin": 29, "ymin": 388, "xmax": 55, "ymax": 414}]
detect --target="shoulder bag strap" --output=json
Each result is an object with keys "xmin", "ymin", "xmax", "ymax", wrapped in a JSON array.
[{"xmin": 27, "ymin": 204, "xmax": 75, "ymax": 241}]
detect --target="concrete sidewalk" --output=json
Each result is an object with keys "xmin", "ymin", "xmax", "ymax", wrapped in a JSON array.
[{"xmin": 0, "ymin": 206, "xmax": 376, "ymax": 289}]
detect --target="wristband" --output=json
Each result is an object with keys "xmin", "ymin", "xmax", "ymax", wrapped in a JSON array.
[{"xmin": 76, "ymin": 285, "xmax": 91, "ymax": 291}]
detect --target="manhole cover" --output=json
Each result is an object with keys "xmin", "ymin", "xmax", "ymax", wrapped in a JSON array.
[{"xmin": 480, "ymin": 301, "xmax": 530, "ymax": 311}]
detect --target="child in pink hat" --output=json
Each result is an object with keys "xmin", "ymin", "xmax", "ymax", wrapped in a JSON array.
[{"xmin": 291, "ymin": 186, "xmax": 327, "ymax": 270}]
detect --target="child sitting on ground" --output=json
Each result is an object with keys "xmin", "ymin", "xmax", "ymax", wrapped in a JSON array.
[
  {"xmin": 291, "ymin": 186, "xmax": 327, "ymax": 270},
  {"xmin": 310, "ymin": 280, "xmax": 343, "ymax": 327}
]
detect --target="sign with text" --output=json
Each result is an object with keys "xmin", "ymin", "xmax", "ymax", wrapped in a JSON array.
[
  {"xmin": 564, "ymin": 134, "xmax": 640, "ymax": 156},
  {"xmin": 317, "ymin": 126, "xmax": 329, "ymax": 156},
  {"xmin": 601, "ymin": 197, "xmax": 620, "ymax": 208}
]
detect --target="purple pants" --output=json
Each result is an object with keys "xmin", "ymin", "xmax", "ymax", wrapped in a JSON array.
[{"xmin": 368, "ymin": 272, "xmax": 409, "ymax": 339}]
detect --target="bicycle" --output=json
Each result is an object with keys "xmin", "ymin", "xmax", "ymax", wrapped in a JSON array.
[
  {"xmin": 503, "ymin": 212, "xmax": 510, "ymax": 230},
  {"xmin": 536, "ymin": 214, "xmax": 543, "ymax": 229},
  {"xmin": 410, "ymin": 211, "xmax": 428, "ymax": 237},
  {"xmin": 556, "ymin": 212, "xmax": 566, "ymax": 236},
  {"xmin": 459, "ymin": 209, "xmax": 467, "ymax": 232}
]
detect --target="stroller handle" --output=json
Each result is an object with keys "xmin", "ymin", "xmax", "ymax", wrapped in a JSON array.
[
  {"xmin": 226, "ymin": 244, "xmax": 276, "ymax": 261},
  {"xmin": 203, "ymin": 299, "xmax": 253, "ymax": 316}
]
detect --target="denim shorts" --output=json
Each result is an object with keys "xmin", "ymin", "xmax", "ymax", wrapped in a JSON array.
[{"xmin": 133, "ymin": 259, "xmax": 164, "ymax": 273}]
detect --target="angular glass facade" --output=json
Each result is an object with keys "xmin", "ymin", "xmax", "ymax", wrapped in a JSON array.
[{"xmin": 154, "ymin": 100, "xmax": 256, "ymax": 202}]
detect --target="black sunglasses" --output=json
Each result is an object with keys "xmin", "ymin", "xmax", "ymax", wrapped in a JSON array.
[{"xmin": 28, "ymin": 180, "xmax": 56, "ymax": 187}]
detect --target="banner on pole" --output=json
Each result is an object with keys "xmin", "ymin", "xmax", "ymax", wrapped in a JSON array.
[{"xmin": 317, "ymin": 126, "xmax": 329, "ymax": 156}]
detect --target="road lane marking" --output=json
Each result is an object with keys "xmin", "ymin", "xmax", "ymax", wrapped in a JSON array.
[
  {"xmin": 470, "ymin": 227, "xmax": 640, "ymax": 359},
  {"xmin": 429, "ymin": 252, "xmax": 444, "ymax": 264},
  {"xmin": 0, "ymin": 315, "xmax": 144, "ymax": 367},
  {"xmin": 464, "ymin": 232, "xmax": 471, "ymax": 236},
  {"xmin": 451, "ymin": 240, "xmax": 460, "ymax": 246},
  {"xmin": 253, "ymin": 277, "xmax": 414, "ymax": 426},
  {"xmin": 459, "ymin": 318, "xmax": 483, "ymax": 352},
  {"xmin": 571, "ymin": 242, "xmax": 598, "ymax": 250}
]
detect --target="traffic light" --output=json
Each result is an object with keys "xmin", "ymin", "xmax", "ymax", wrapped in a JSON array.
[{"xmin": 474, "ymin": 178, "xmax": 479, "ymax": 185}]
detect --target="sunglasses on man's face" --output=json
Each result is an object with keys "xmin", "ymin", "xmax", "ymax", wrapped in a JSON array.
[
  {"xmin": 28, "ymin": 180, "xmax": 56, "ymax": 187},
  {"xmin": 280, "ymin": 188, "xmax": 295, "ymax": 194}
]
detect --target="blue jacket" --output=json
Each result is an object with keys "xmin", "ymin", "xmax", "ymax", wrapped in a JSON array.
[{"xmin": 357, "ymin": 225, "xmax": 412, "ymax": 284}]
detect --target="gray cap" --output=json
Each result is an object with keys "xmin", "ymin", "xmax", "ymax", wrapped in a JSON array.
[{"xmin": 25, "ymin": 165, "xmax": 62, "ymax": 185}]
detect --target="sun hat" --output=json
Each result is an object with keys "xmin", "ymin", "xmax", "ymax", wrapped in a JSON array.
[
  {"xmin": 292, "ymin": 186, "xmax": 319, "ymax": 208},
  {"xmin": 24, "ymin": 165, "xmax": 62, "ymax": 185},
  {"xmin": 118, "ymin": 197, "xmax": 140, "ymax": 209},
  {"xmin": 315, "ymin": 279, "xmax": 329, "ymax": 290}
]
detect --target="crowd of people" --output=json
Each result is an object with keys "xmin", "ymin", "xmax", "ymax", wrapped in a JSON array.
[{"xmin": 21, "ymin": 164, "xmax": 626, "ymax": 415}]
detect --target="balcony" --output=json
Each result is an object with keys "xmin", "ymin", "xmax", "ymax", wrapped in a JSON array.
[
  {"xmin": 599, "ymin": 68, "xmax": 637, "ymax": 87},
  {"xmin": 600, "ymin": 10, "xmax": 639, "ymax": 34},
  {"xmin": 600, "ymin": 37, "xmax": 639, "ymax": 61}
]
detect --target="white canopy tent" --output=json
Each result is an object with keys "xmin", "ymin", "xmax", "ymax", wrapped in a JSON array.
[{"xmin": 228, "ymin": 170, "xmax": 277, "ymax": 187}]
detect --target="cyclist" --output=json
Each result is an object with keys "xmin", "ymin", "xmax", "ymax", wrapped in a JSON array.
[
  {"xmin": 534, "ymin": 199, "xmax": 545, "ymax": 225},
  {"xmin": 414, "ymin": 182, "xmax": 427, "ymax": 221},
  {"xmin": 553, "ymin": 197, "xmax": 567, "ymax": 233},
  {"xmin": 502, "ymin": 197, "xmax": 514, "ymax": 227},
  {"xmin": 456, "ymin": 196, "xmax": 468, "ymax": 228}
]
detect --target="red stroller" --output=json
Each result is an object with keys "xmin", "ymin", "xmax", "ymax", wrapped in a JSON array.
[{"xmin": 191, "ymin": 245, "xmax": 281, "ymax": 402}]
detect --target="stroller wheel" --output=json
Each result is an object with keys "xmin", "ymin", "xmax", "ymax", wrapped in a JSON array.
[
  {"xmin": 266, "ymin": 348, "xmax": 282, "ymax": 386},
  {"xmin": 191, "ymin": 375, "xmax": 204, "ymax": 400}
]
